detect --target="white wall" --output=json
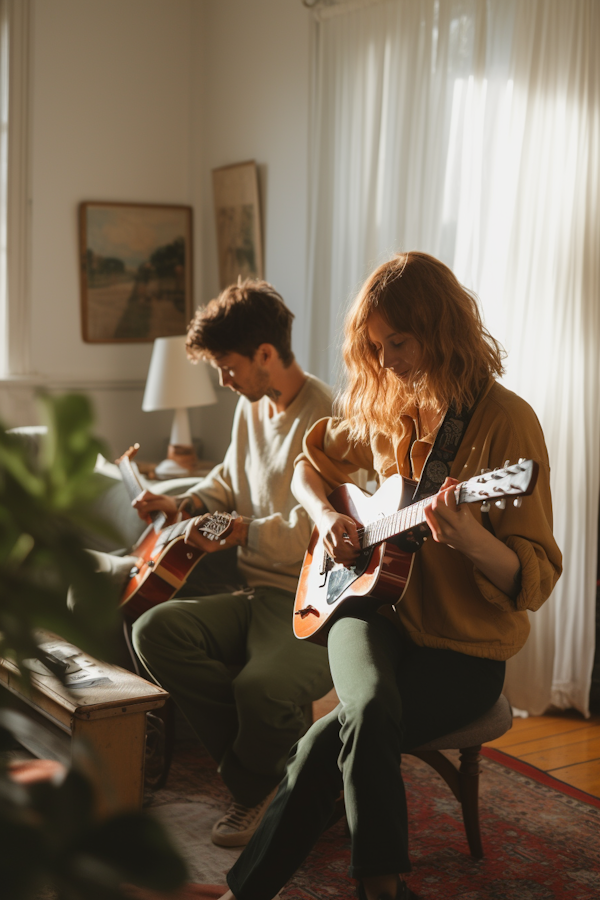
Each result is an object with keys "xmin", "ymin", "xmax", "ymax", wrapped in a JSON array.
[
  {"xmin": 0, "ymin": 0, "xmax": 315, "ymax": 464},
  {"xmin": 193, "ymin": 0, "xmax": 314, "ymax": 458},
  {"xmin": 196, "ymin": 0, "xmax": 312, "ymax": 340},
  {"xmin": 1, "ymin": 0, "xmax": 196, "ymax": 459},
  {"xmin": 30, "ymin": 0, "xmax": 194, "ymax": 382}
]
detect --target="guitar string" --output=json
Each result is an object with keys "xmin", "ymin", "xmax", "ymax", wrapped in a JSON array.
[
  {"xmin": 323, "ymin": 464, "xmax": 529, "ymax": 566},
  {"xmin": 357, "ymin": 470, "xmax": 522, "ymax": 549},
  {"xmin": 360, "ymin": 494, "xmax": 437, "ymax": 549}
]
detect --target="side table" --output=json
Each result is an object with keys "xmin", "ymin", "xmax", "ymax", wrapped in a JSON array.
[{"xmin": 0, "ymin": 631, "xmax": 168, "ymax": 813}]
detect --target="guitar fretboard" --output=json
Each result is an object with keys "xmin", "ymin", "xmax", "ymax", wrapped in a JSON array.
[{"xmin": 360, "ymin": 485, "xmax": 463, "ymax": 549}]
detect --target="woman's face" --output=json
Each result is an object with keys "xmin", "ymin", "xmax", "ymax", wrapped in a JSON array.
[{"xmin": 366, "ymin": 310, "xmax": 422, "ymax": 382}]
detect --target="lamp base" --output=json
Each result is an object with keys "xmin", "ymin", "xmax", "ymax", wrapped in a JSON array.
[{"xmin": 154, "ymin": 443, "xmax": 198, "ymax": 479}]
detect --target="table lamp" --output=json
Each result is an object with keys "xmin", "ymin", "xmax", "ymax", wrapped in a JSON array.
[{"xmin": 142, "ymin": 335, "xmax": 217, "ymax": 478}]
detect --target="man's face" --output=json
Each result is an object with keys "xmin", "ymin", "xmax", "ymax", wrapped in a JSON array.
[{"xmin": 209, "ymin": 350, "xmax": 270, "ymax": 402}]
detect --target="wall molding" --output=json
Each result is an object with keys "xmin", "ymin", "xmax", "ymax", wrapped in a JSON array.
[
  {"xmin": 303, "ymin": 0, "xmax": 386, "ymax": 21},
  {"xmin": 0, "ymin": 376, "xmax": 145, "ymax": 392}
]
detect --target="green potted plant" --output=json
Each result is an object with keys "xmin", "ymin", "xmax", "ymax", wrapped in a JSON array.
[{"xmin": 0, "ymin": 393, "xmax": 187, "ymax": 899}]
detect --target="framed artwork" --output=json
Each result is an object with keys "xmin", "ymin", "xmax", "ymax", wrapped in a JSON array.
[
  {"xmin": 212, "ymin": 160, "xmax": 264, "ymax": 290},
  {"xmin": 79, "ymin": 201, "xmax": 193, "ymax": 343}
]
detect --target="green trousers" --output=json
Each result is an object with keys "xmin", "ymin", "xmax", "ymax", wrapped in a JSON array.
[
  {"xmin": 227, "ymin": 613, "xmax": 506, "ymax": 897},
  {"xmin": 132, "ymin": 554, "xmax": 332, "ymax": 807}
]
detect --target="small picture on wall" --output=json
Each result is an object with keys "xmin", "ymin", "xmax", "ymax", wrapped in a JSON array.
[
  {"xmin": 212, "ymin": 160, "xmax": 264, "ymax": 290},
  {"xmin": 79, "ymin": 201, "xmax": 193, "ymax": 343}
]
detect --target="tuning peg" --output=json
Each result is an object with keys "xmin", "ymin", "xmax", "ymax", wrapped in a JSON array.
[
  {"xmin": 513, "ymin": 497, "xmax": 523, "ymax": 508},
  {"xmin": 481, "ymin": 468, "xmax": 491, "ymax": 475},
  {"xmin": 503, "ymin": 459, "xmax": 510, "ymax": 467},
  {"xmin": 495, "ymin": 499, "xmax": 506, "ymax": 510},
  {"xmin": 480, "ymin": 501, "xmax": 491, "ymax": 512},
  {"xmin": 518, "ymin": 458, "xmax": 526, "ymax": 464}
]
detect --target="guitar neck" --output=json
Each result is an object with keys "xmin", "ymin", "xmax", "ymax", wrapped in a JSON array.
[
  {"xmin": 361, "ymin": 494, "xmax": 436, "ymax": 548},
  {"xmin": 360, "ymin": 482, "xmax": 477, "ymax": 548},
  {"xmin": 360, "ymin": 458, "xmax": 537, "ymax": 549}
]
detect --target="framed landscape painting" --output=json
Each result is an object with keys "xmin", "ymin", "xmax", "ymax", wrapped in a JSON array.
[
  {"xmin": 212, "ymin": 161, "xmax": 264, "ymax": 290},
  {"xmin": 79, "ymin": 202, "xmax": 193, "ymax": 343}
]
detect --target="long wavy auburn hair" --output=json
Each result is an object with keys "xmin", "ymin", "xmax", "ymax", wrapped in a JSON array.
[{"xmin": 337, "ymin": 252, "xmax": 505, "ymax": 443}]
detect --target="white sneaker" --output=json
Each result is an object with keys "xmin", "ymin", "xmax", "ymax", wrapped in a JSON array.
[{"xmin": 211, "ymin": 790, "xmax": 276, "ymax": 847}]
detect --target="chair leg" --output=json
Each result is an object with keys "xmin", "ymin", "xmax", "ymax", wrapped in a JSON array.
[
  {"xmin": 458, "ymin": 745, "xmax": 483, "ymax": 859},
  {"xmin": 144, "ymin": 696, "xmax": 175, "ymax": 791}
]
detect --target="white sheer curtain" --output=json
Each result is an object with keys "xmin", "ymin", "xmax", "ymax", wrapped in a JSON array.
[
  {"xmin": 305, "ymin": 0, "xmax": 600, "ymax": 716},
  {"xmin": 0, "ymin": 0, "xmax": 31, "ymax": 379}
]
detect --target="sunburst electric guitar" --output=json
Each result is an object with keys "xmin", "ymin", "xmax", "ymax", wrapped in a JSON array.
[
  {"xmin": 293, "ymin": 460, "xmax": 538, "ymax": 644},
  {"xmin": 116, "ymin": 445, "xmax": 234, "ymax": 622}
]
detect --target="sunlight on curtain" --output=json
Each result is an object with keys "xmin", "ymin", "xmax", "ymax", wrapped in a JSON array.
[{"xmin": 306, "ymin": 0, "xmax": 600, "ymax": 715}]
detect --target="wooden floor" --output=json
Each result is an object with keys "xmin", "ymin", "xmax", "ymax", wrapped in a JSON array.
[
  {"xmin": 486, "ymin": 709, "xmax": 600, "ymax": 799},
  {"xmin": 315, "ymin": 691, "xmax": 600, "ymax": 799}
]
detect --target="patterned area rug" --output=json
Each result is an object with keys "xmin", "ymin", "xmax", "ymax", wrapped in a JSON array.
[{"xmin": 144, "ymin": 736, "xmax": 600, "ymax": 900}]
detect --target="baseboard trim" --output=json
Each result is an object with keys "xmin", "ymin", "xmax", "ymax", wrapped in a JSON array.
[{"xmin": 0, "ymin": 376, "xmax": 145, "ymax": 392}]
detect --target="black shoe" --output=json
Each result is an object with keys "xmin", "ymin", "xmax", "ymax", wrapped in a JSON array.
[{"xmin": 357, "ymin": 875, "xmax": 421, "ymax": 900}]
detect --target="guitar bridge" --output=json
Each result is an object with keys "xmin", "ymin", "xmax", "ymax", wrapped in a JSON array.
[
  {"xmin": 295, "ymin": 605, "xmax": 320, "ymax": 619},
  {"xmin": 319, "ymin": 550, "xmax": 334, "ymax": 587}
]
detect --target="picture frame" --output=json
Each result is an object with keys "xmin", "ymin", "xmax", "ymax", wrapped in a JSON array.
[
  {"xmin": 79, "ymin": 201, "xmax": 193, "ymax": 343},
  {"xmin": 212, "ymin": 160, "xmax": 264, "ymax": 290}
]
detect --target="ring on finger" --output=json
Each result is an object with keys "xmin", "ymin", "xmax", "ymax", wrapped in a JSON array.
[{"xmin": 342, "ymin": 532, "xmax": 350, "ymax": 539}]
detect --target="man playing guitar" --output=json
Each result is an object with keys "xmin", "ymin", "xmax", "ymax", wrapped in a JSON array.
[{"xmin": 130, "ymin": 280, "xmax": 333, "ymax": 848}]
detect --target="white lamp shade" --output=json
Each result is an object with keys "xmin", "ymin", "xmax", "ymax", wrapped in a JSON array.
[{"xmin": 142, "ymin": 335, "xmax": 217, "ymax": 412}]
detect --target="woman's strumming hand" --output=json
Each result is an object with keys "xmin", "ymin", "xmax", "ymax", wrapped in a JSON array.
[{"xmin": 319, "ymin": 509, "xmax": 360, "ymax": 565}]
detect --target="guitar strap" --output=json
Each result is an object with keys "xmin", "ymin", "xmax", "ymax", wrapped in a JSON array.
[
  {"xmin": 411, "ymin": 400, "xmax": 478, "ymax": 503},
  {"xmin": 411, "ymin": 392, "xmax": 496, "ymax": 535}
]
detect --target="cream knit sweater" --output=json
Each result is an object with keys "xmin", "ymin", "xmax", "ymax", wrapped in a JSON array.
[{"xmin": 184, "ymin": 374, "xmax": 332, "ymax": 593}]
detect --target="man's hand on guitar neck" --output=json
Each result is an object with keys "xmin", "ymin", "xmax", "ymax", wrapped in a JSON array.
[
  {"xmin": 132, "ymin": 490, "xmax": 206, "ymax": 525},
  {"xmin": 183, "ymin": 514, "xmax": 249, "ymax": 553}
]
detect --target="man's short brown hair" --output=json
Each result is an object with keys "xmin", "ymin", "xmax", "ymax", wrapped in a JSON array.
[{"xmin": 186, "ymin": 279, "xmax": 295, "ymax": 366}]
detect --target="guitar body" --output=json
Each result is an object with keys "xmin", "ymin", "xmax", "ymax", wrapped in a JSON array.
[
  {"xmin": 118, "ymin": 527, "xmax": 207, "ymax": 622},
  {"xmin": 294, "ymin": 475, "xmax": 420, "ymax": 644},
  {"xmin": 293, "ymin": 459, "xmax": 539, "ymax": 645},
  {"xmin": 115, "ymin": 444, "xmax": 233, "ymax": 623}
]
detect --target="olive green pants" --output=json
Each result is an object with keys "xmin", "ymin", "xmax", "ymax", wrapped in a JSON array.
[
  {"xmin": 132, "ymin": 570, "xmax": 332, "ymax": 807},
  {"xmin": 227, "ymin": 613, "xmax": 506, "ymax": 897}
]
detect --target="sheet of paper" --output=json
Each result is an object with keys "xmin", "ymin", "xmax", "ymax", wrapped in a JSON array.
[{"xmin": 33, "ymin": 641, "xmax": 113, "ymax": 688}]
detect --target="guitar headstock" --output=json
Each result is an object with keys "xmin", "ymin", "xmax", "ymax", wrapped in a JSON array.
[
  {"xmin": 459, "ymin": 459, "xmax": 539, "ymax": 511},
  {"xmin": 115, "ymin": 443, "xmax": 141, "ymax": 466},
  {"xmin": 198, "ymin": 511, "xmax": 235, "ymax": 542}
]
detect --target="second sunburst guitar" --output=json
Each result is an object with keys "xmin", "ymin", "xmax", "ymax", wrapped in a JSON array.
[{"xmin": 293, "ymin": 460, "xmax": 538, "ymax": 644}]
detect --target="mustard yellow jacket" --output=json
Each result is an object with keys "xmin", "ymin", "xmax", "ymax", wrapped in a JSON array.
[{"xmin": 298, "ymin": 381, "xmax": 562, "ymax": 661}]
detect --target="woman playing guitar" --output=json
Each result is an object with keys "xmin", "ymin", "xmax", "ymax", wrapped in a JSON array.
[{"xmin": 199, "ymin": 253, "xmax": 562, "ymax": 900}]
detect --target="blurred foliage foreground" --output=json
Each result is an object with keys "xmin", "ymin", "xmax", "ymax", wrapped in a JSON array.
[{"xmin": 0, "ymin": 394, "xmax": 187, "ymax": 899}]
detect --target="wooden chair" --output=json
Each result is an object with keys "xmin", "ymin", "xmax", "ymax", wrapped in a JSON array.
[{"xmin": 406, "ymin": 694, "xmax": 513, "ymax": 858}]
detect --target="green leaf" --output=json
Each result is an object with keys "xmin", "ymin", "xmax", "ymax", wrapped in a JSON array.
[{"xmin": 0, "ymin": 394, "xmax": 188, "ymax": 897}]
